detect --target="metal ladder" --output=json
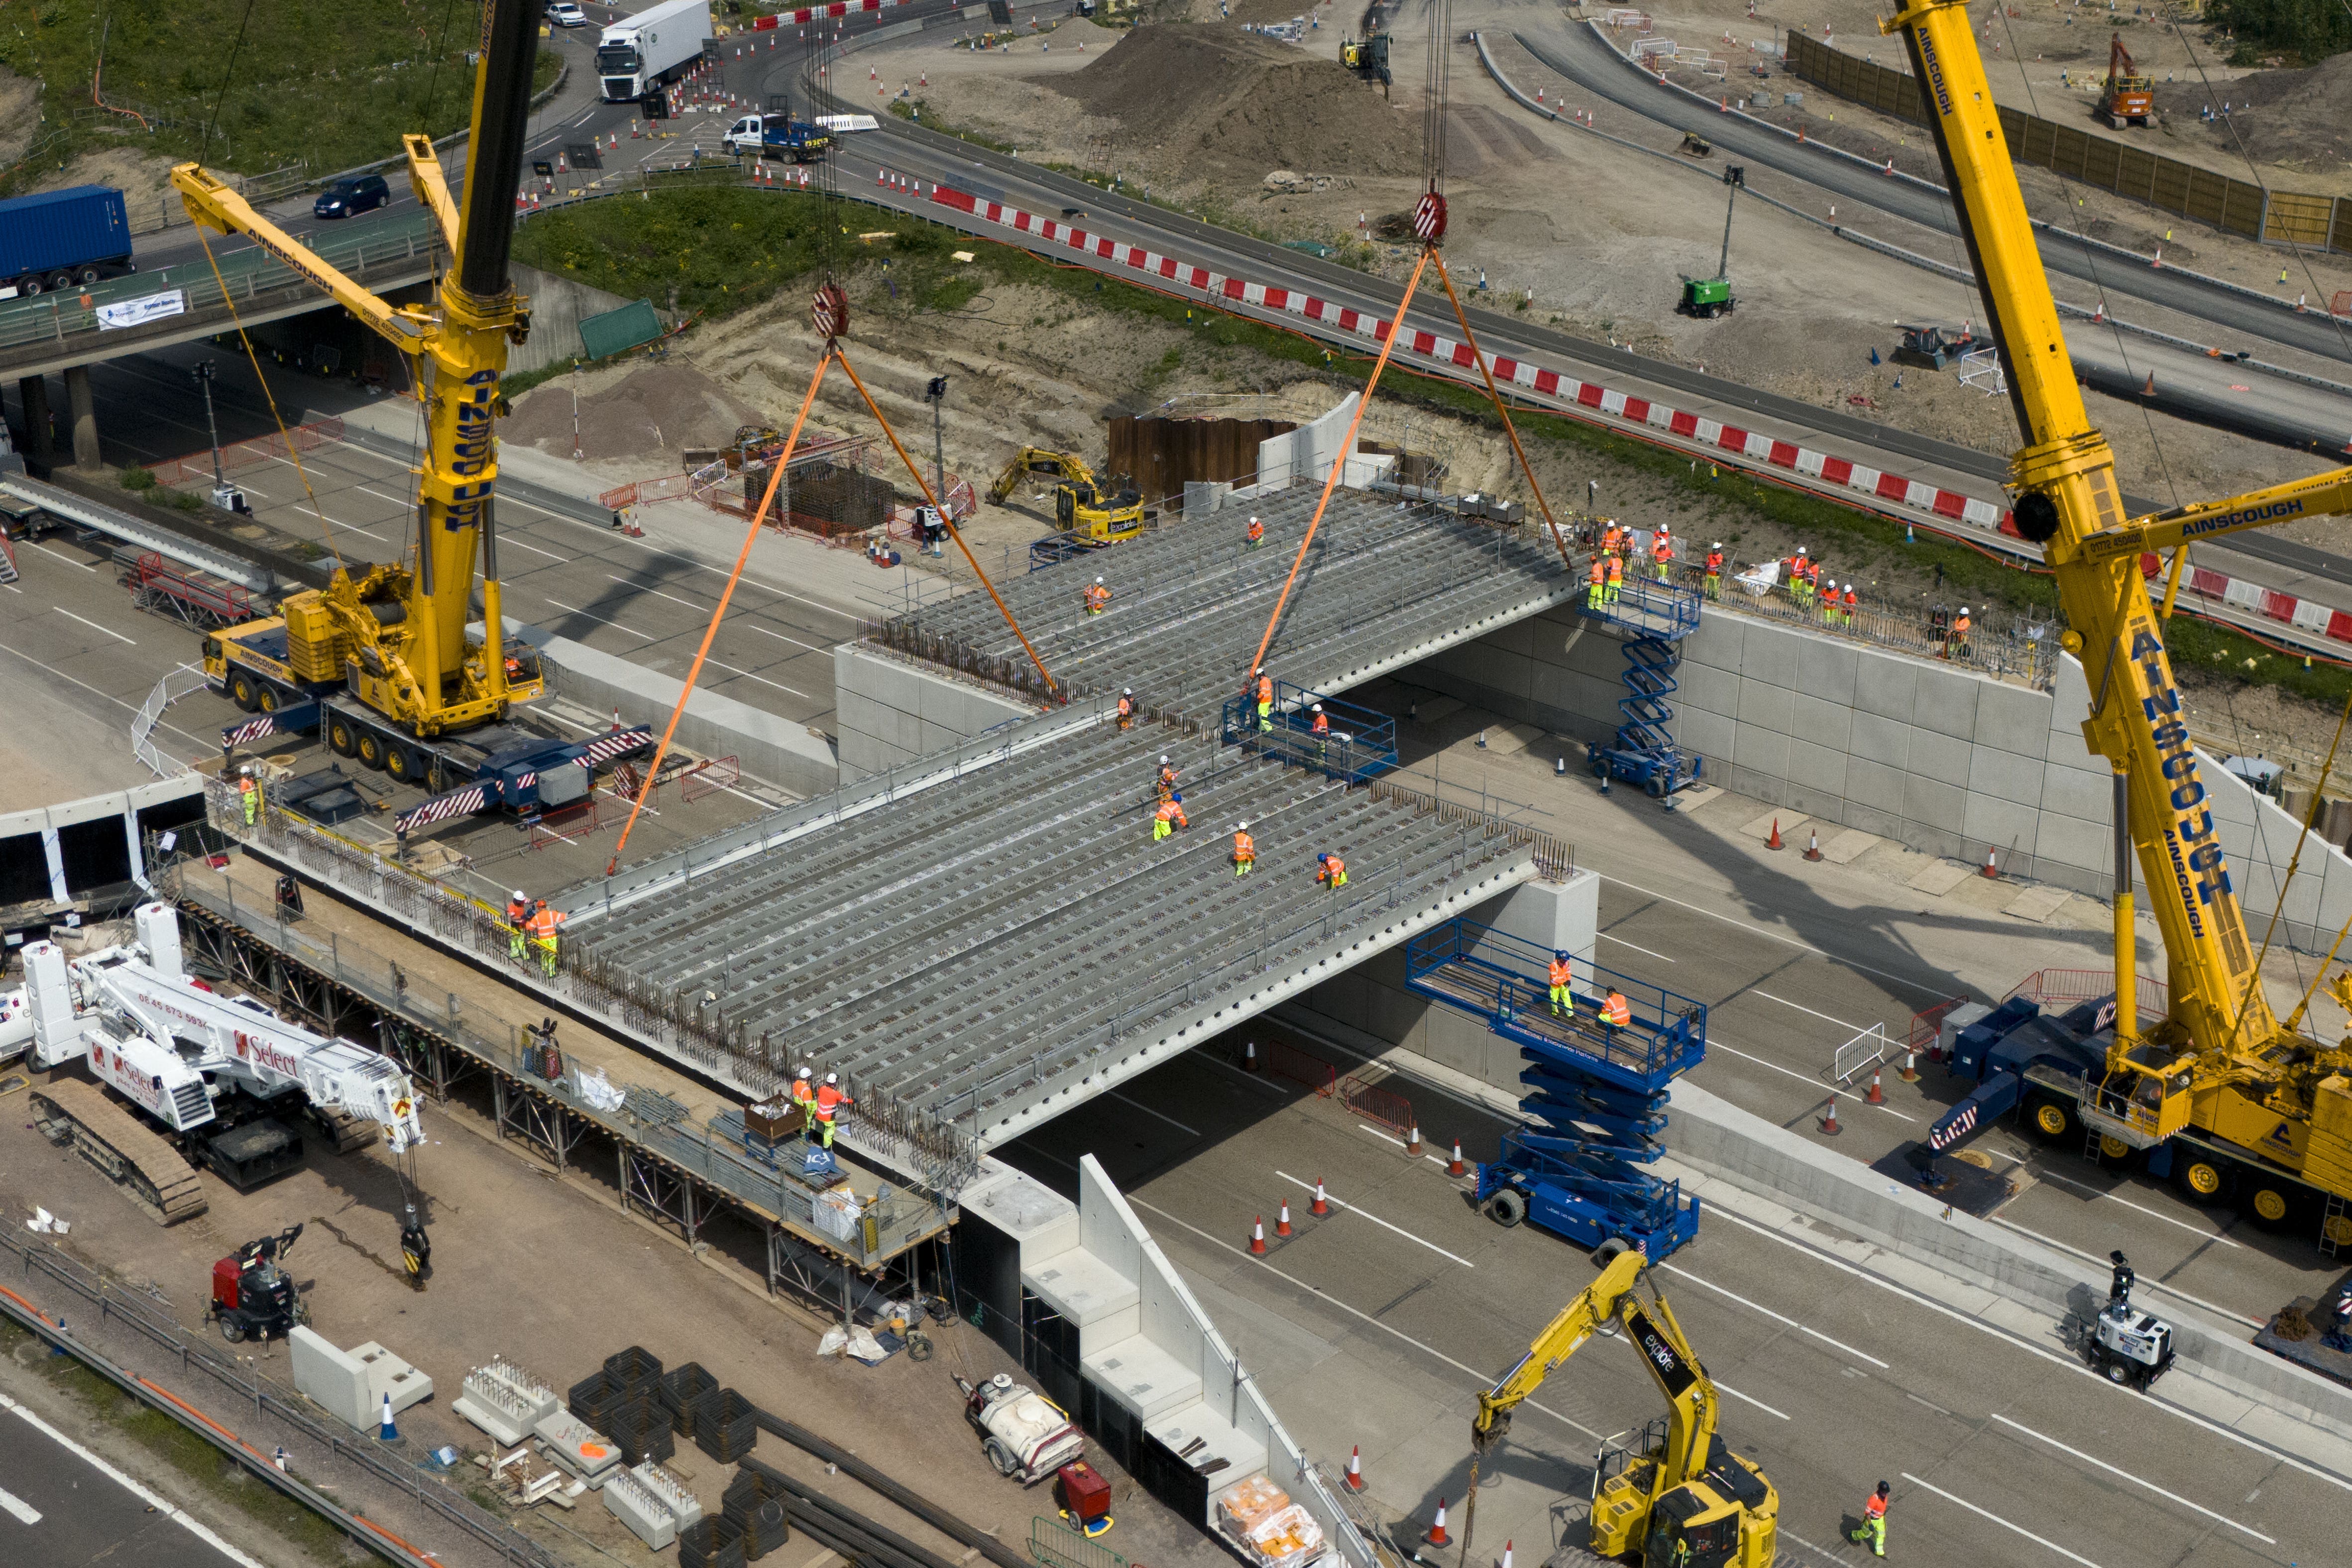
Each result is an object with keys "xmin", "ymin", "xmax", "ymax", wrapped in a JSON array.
[{"xmin": 2324, "ymin": 1192, "xmax": 2347, "ymax": 1258}]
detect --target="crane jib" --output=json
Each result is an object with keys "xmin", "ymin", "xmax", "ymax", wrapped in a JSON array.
[{"xmin": 1914, "ymin": 31, "xmax": 1956, "ymax": 117}]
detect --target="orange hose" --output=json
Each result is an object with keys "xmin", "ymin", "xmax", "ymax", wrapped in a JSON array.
[
  {"xmin": 606, "ymin": 351, "xmax": 832, "ymax": 876},
  {"xmin": 1245, "ymin": 246, "xmax": 1432, "ymax": 685},
  {"xmin": 831, "ymin": 348, "xmax": 1060, "ymax": 701}
]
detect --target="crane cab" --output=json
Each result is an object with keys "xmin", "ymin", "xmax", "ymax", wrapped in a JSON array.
[{"xmin": 1590, "ymin": 1437, "xmax": 1777, "ymax": 1568}]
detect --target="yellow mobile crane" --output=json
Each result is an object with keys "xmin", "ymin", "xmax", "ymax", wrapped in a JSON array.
[
  {"xmin": 1469, "ymin": 1242, "xmax": 1778, "ymax": 1568},
  {"xmin": 182, "ymin": 0, "xmax": 556, "ymax": 784},
  {"xmin": 1883, "ymin": 1, "xmax": 2352, "ymax": 1230}
]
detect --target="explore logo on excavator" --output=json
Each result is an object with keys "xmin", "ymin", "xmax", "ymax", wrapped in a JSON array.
[{"xmin": 2132, "ymin": 628, "xmax": 2231, "ymax": 934}]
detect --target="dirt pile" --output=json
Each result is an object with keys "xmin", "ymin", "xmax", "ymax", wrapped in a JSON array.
[
  {"xmin": 503, "ymin": 360, "xmax": 766, "ymax": 464},
  {"xmin": 1040, "ymin": 25, "xmax": 1421, "ymax": 185},
  {"xmin": 2154, "ymin": 51, "xmax": 2352, "ymax": 170}
]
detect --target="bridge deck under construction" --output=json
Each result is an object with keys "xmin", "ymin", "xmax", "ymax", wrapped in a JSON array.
[{"xmin": 869, "ymin": 484, "xmax": 1577, "ymax": 714}]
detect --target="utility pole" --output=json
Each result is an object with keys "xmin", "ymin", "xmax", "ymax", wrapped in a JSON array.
[{"xmin": 925, "ymin": 374, "xmax": 948, "ymax": 505}]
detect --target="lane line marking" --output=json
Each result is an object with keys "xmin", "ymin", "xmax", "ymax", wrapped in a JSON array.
[
  {"xmin": 54, "ymin": 607, "xmax": 133, "ymax": 645},
  {"xmin": 1750, "ymin": 989, "xmax": 1875, "ymax": 1034},
  {"xmin": 0, "ymin": 1483, "xmax": 39, "ymax": 1524},
  {"xmin": 0, "ymin": 640, "xmax": 215, "ymax": 748},
  {"xmin": 488, "ymin": 491, "xmax": 863, "ymax": 620},
  {"xmin": 1600, "ymin": 931, "xmax": 1675, "ymax": 962},
  {"xmin": 1986, "ymin": 1414, "xmax": 2274, "ymax": 1543},
  {"xmin": 0, "ymin": 1393, "xmax": 266, "ymax": 1566},
  {"xmin": 1899, "ymin": 1472, "xmax": 2102, "ymax": 1568},
  {"xmin": 1983, "ymin": 1217, "xmax": 2260, "ymax": 1328},
  {"xmin": 502, "ymin": 537, "xmax": 566, "ymax": 560},
  {"xmin": 2030, "ymin": 1170, "xmax": 2243, "ymax": 1248},
  {"xmin": 701, "ymin": 657, "xmax": 810, "ymax": 698},
  {"xmin": 1356, "ymin": 1119, "xmax": 1461, "ymax": 1170},
  {"xmin": 1705, "ymin": 1037, "xmax": 1916, "ymax": 1121},
  {"xmin": 29, "ymin": 542, "xmax": 96, "ymax": 571},
  {"xmin": 746, "ymin": 623, "xmax": 827, "ymax": 653},
  {"xmin": 606, "ymin": 573, "xmax": 706, "ymax": 612},
  {"xmin": 1701, "ymin": 1203, "xmax": 2352, "ymax": 1495},
  {"xmin": 1272, "ymin": 1170, "xmax": 1475, "ymax": 1267},
  {"xmin": 1657, "ymin": 1262, "xmax": 1890, "ymax": 1367},
  {"xmin": 541, "ymin": 597, "xmax": 654, "ymax": 641},
  {"xmin": 1108, "ymin": 1091, "xmax": 1199, "ymax": 1138},
  {"xmin": 353, "ymin": 484, "xmax": 413, "ymax": 507},
  {"xmin": 1595, "ymin": 871, "xmax": 1949, "ymax": 996},
  {"xmin": 1714, "ymin": 1382, "xmax": 1788, "ymax": 1421}
]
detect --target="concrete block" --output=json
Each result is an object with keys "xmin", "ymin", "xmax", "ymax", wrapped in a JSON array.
[
  {"xmin": 289, "ymin": 1328, "xmax": 370, "ymax": 1431},
  {"xmin": 1789, "ymin": 691, "xmax": 1854, "ymax": 754},
  {"xmin": 475, "ymin": 1360, "xmax": 560, "ymax": 1421},
  {"xmin": 1847, "ymin": 711, "xmax": 1911, "ymax": 772},
  {"xmin": 1683, "ymin": 610, "xmax": 1745, "ymax": 672},
  {"xmin": 1722, "ymin": 762, "xmax": 1789, "ymax": 807},
  {"xmin": 1676, "ymin": 706, "xmax": 1737, "ymax": 768},
  {"xmin": 1850, "ymin": 647, "xmax": 1918, "ymax": 721},
  {"xmin": 1906, "ymin": 727, "xmax": 1972, "ymax": 792},
  {"xmin": 1965, "ymin": 746, "xmax": 2046, "ymax": 810},
  {"xmin": 1083, "ymin": 1333, "xmax": 1204, "ymax": 1421},
  {"xmin": 1976, "ymin": 681, "xmax": 2053, "ymax": 758},
  {"xmin": 1845, "ymin": 802, "xmax": 1904, "ymax": 841},
  {"xmin": 1904, "ymin": 774, "xmax": 1967, "ymax": 836},
  {"xmin": 632, "ymin": 1462, "xmax": 702, "ymax": 1530},
  {"xmin": 1731, "ymin": 721, "xmax": 1791, "ymax": 784},
  {"xmin": 536, "ymin": 1409, "xmax": 624, "ymax": 1482},
  {"xmin": 2039, "ymin": 766, "xmax": 2112, "ymax": 827},
  {"xmin": 1844, "ymin": 757, "xmax": 1906, "ymax": 816},
  {"xmin": 1783, "ymin": 781, "xmax": 1849, "ymax": 824},
  {"xmin": 1962, "ymin": 791, "xmax": 2042, "ymax": 858},
  {"xmin": 1792, "ymin": 634, "xmax": 1859, "ymax": 706},
  {"xmin": 1911, "ymin": 665, "xmax": 1982, "ymax": 740},
  {"xmin": 1908, "ymin": 859, "xmax": 1973, "ymax": 896},
  {"xmin": 1736, "ymin": 618, "xmax": 1798, "ymax": 690},
  {"xmin": 452, "ymin": 1395, "xmax": 531, "ymax": 1448},
  {"xmin": 1786, "ymin": 735, "xmax": 1849, "ymax": 799},
  {"xmin": 1735, "ymin": 676, "xmax": 1794, "ymax": 735},
  {"xmin": 1741, "ymin": 808, "xmax": 1806, "ymax": 842},
  {"xmin": 1821, "ymin": 827, "xmax": 1880, "ymax": 864},
  {"xmin": 1676, "ymin": 660, "xmax": 1741, "ymax": 719},
  {"xmin": 602, "ymin": 1467, "xmax": 678, "ymax": 1549}
]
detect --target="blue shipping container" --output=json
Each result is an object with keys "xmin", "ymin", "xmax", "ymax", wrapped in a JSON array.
[{"xmin": 0, "ymin": 186, "xmax": 134, "ymax": 295}]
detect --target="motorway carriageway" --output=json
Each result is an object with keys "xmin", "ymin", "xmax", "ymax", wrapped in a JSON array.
[{"xmin": 999, "ymin": 1028, "xmax": 2349, "ymax": 1568}]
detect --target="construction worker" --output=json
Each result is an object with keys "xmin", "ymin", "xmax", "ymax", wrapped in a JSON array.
[
  {"xmin": 1602, "ymin": 987, "xmax": 1631, "ymax": 1041},
  {"xmin": 1154, "ymin": 792, "xmax": 1189, "ymax": 840},
  {"xmin": 1549, "ymin": 951, "xmax": 1575, "ymax": 1018},
  {"xmin": 1256, "ymin": 670, "xmax": 1275, "ymax": 733},
  {"xmin": 1232, "ymin": 821, "xmax": 1256, "ymax": 877},
  {"xmin": 1602, "ymin": 520, "xmax": 1623, "ymax": 560},
  {"xmin": 1310, "ymin": 702, "xmax": 1330, "ymax": 756},
  {"xmin": 237, "ymin": 766, "xmax": 260, "ymax": 826},
  {"xmin": 790, "ymin": 1066, "xmax": 817, "ymax": 1135},
  {"xmin": 1821, "ymin": 578, "xmax": 1839, "ymax": 626},
  {"xmin": 1651, "ymin": 525, "xmax": 1674, "ymax": 581},
  {"xmin": 1117, "ymin": 687, "xmax": 1137, "ymax": 730},
  {"xmin": 1703, "ymin": 543, "xmax": 1723, "ymax": 600},
  {"xmin": 1604, "ymin": 551, "xmax": 1623, "ymax": 606},
  {"xmin": 1949, "ymin": 606, "xmax": 1973, "ymax": 661},
  {"xmin": 1789, "ymin": 547, "xmax": 1809, "ymax": 607},
  {"xmin": 505, "ymin": 890, "xmax": 530, "ymax": 961},
  {"xmin": 1245, "ymin": 514, "xmax": 1265, "ymax": 550},
  {"xmin": 1083, "ymin": 575, "xmax": 1112, "ymax": 614},
  {"xmin": 526, "ymin": 898, "xmax": 566, "ymax": 978},
  {"xmin": 1316, "ymin": 850, "xmax": 1347, "ymax": 889},
  {"xmin": 1587, "ymin": 553, "xmax": 1606, "ymax": 610},
  {"xmin": 1848, "ymin": 1481, "xmax": 1891, "ymax": 1557},
  {"xmin": 813, "ymin": 1072, "xmax": 853, "ymax": 1149},
  {"xmin": 1842, "ymin": 582, "xmax": 1859, "ymax": 623},
  {"xmin": 1157, "ymin": 754, "xmax": 1180, "ymax": 796}
]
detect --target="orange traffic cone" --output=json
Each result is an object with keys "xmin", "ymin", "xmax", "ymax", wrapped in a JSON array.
[
  {"xmin": 1405, "ymin": 1125, "xmax": 1423, "ymax": 1157},
  {"xmin": 1899, "ymin": 1048, "xmax": 1920, "ymax": 1083},
  {"xmin": 2142, "ymin": 372, "xmax": 2156, "ymax": 397},
  {"xmin": 1276, "ymin": 1200, "xmax": 1294, "ymax": 1237},
  {"xmin": 1820, "ymin": 1095, "xmax": 1843, "ymax": 1136},
  {"xmin": 1867, "ymin": 1068, "xmax": 1886, "ymax": 1105},
  {"xmin": 1803, "ymin": 828, "xmax": 1822, "ymax": 862},
  {"xmin": 1766, "ymin": 818, "xmax": 1784, "ymax": 851},
  {"xmin": 1448, "ymin": 1138, "xmax": 1466, "ymax": 1177},
  {"xmin": 1311, "ymin": 1177, "xmax": 1330, "ymax": 1216},
  {"xmin": 1980, "ymin": 844, "xmax": 2000, "ymax": 879},
  {"xmin": 1243, "ymin": 1039, "xmax": 1259, "ymax": 1072},
  {"xmin": 1249, "ymin": 1217, "xmax": 1267, "ymax": 1254},
  {"xmin": 1503, "ymin": 1543, "xmax": 1514, "ymax": 1568},
  {"xmin": 1428, "ymin": 1500, "xmax": 1451, "ymax": 1547},
  {"xmin": 1345, "ymin": 1446, "xmax": 1364, "ymax": 1490}
]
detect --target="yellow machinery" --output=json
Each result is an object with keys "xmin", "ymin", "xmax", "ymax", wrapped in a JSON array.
[
  {"xmin": 1472, "ymin": 1241, "xmax": 1777, "ymax": 1568},
  {"xmin": 185, "ymin": 0, "xmax": 544, "ymax": 743},
  {"xmin": 989, "ymin": 448, "xmax": 1144, "ymax": 544},
  {"xmin": 1880, "ymin": 1, "xmax": 2352, "ymax": 1221}
]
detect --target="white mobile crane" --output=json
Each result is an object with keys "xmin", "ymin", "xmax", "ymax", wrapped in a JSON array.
[{"xmin": 16, "ymin": 903, "xmax": 424, "ymax": 1235}]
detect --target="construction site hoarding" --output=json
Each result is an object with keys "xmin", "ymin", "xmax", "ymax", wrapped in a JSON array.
[{"xmin": 576, "ymin": 298, "xmax": 665, "ymax": 361}]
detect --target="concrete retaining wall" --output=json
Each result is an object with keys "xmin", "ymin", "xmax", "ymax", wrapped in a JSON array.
[
  {"xmin": 506, "ymin": 264, "xmax": 651, "ymax": 378},
  {"xmin": 1418, "ymin": 599, "xmax": 2352, "ymax": 940},
  {"xmin": 833, "ymin": 643, "xmax": 1034, "ymax": 782}
]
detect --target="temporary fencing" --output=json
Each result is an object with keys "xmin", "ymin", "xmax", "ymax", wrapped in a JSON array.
[
  {"xmin": 1259, "ymin": 1038, "xmax": 1337, "ymax": 1095},
  {"xmin": 1337, "ymin": 1071, "xmax": 1414, "ymax": 1139},
  {"xmin": 145, "ymin": 414, "xmax": 346, "ymax": 489}
]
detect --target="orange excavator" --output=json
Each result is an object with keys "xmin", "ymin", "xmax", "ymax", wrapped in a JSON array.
[{"xmin": 2100, "ymin": 32, "xmax": 2154, "ymax": 129}]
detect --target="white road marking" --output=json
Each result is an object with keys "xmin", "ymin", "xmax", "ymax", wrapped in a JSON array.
[
  {"xmin": 1750, "ymin": 989, "xmax": 1875, "ymax": 1034},
  {"xmin": 502, "ymin": 537, "xmax": 565, "ymax": 560},
  {"xmin": 1703, "ymin": 1203, "xmax": 2352, "ymax": 1495},
  {"xmin": 1599, "ymin": 931, "xmax": 1675, "ymax": 962},
  {"xmin": 606, "ymin": 573, "xmax": 706, "ymax": 612},
  {"xmin": 354, "ymin": 485, "xmax": 413, "ymax": 508},
  {"xmin": 1899, "ymin": 1472, "xmax": 2102, "ymax": 1568},
  {"xmin": 2030, "ymin": 1170, "xmax": 2242, "ymax": 1247},
  {"xmin": 0, "ymin": 1483, "xmax": 39, "ymax": 1524},
  {"xmin": 1658, "ymin": 1262, "xmax": 1890, "ymax": 1367},
  {"xmin": 1713, "ymin": 1382, "xmax": 1788, "ymax": 1420},
  {"xmin": 1108, "ymin": 1090, "xmax": 1198, "ymax": 1138},
  {"xmin": 0, "ymin": 1393, "xmax": 267, "ymax": 1566},
  {"xmin": 1986, "ymin": 1414, "xmax": 2274, "ymax": 1542},
  {"xmin": 1983, "ymin": 1217, "xmax": 2260, "ymax": 1327},
  {"xmin": 1595, "ymin": 871, "xmax": 1950, "ymax": 996},
  {"xmin": 541, "ymin": 597, "xmax": 653, "ymax": 640},
  {"xmin": 1705, "ymin": 1037, "xmax": 1916, "ymax": 1121},
  {"xmin": 747, "ymin": 623, "xmax": 826, "ymax": 653},
  {"xmin": 29, "ymin": 542, "xmax": 96, "ymax": 571},
  {"xmin": 53, "ymin": 607, "xmax": 134, "ymax": 644},
  {"xmin": 1354, "ymin": 1120, "xmax": 1457, "ymax": 1170},
  {"xmin": 1272, "ymin": 1170, "xmax": 1475, "ymax": 1267},
  {"xmin": 701, "ymin": 657, "xmax": 810, "ymax": 698}
]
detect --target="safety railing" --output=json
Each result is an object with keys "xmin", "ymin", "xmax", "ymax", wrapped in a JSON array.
[
  {"xmin": 130, "ymin": 664, "xmax": 213, "ymax": 779},
  {"xmin": 1404, "ymin": 919, "xmax": 1706, "ymax": 1083},
  {"xmin": 1220, "ymin": 678, "xmax": 1399, "ymax": 785},
  {"xmin": 2003, "ymin": 967, "xmax": 2171, "ymax": 1027},
  {"xmin": 1905, "ymin": 993, "xmax": 1974, "ymax": 1062},
  {"xmin": 0, "ymin": 1223, "xmax": 556, "ymax": 1567},
  {"xmin": 1829, "ymin": 1022, "xmax": 1893, "ymax": 1086}
]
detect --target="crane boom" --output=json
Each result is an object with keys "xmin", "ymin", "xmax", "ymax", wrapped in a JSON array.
[{"xmin": 1881, "ymin": 0, "xmax": 2352, "ymax": 1178}]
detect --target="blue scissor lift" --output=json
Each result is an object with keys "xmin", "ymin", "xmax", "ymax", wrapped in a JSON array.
[
  {"xmin": 1405, "ymin": 919, "xmax": 1707, "ymax": 1259},
  {"xmin": 1583, "ymin": 570, "xmax": 1705, "ymax": 799}
]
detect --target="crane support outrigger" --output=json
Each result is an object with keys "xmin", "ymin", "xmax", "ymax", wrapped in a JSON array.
[
  {"xmin": 1884, "ymin": 0, "xmax": 2352, "ymax": 1229},
  {"xmin": 1468, "ymin": 1240, "xmax": 1777, "ymax": 1568}
]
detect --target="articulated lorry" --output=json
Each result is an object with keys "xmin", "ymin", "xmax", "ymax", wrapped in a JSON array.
[
  {"xmin": 597, "ymin": 0, "xmax": 714, "ymax": 103},
  {"xmin": 0, "ymin": 186, "xmax": 135, "ymax": 299}
]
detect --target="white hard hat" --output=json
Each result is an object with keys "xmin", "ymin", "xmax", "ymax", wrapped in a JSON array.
[
  {"xmin": 1237, "ymin": 820, "xmax": 1250, "ymax": 831},
  {"xmin": 797, "ymin": 1066, "xmax": 812, "ymax": 1079},
  {"xmin": 824, "ymin": 1072, "xmax": 838, "ymax": 1085},
  {"xmin": 1796, "ymin": 546, "xmax": 1807, "ymax": 555},
  {"xmin": 1312, "ymin": 703, "xmax": 1324, "ymax": 712},
  {"xmin": 1712, "ymin": 542, "xmax": 1722, "ymax": 549},
  {"xmin": 1961, "ymin": 606, "xmax": 1972, "ymax": 615},
  {"xmin": 1124, "ymin": 687, "xmax": 1133, "ymax": 696},
  {"xmin": 1160, "ymin": 754, "xmax": 1170, "ymax": 764},
  {"xmin": 1095, "ymin": 575, "xmax": 1105, "ymax": 584}
]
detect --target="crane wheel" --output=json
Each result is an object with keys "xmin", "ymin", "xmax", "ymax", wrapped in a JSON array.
[
  {"xmin": 2175, "ymin": 1157, "xmax": 2226, "ymax": 1201},
  {"xmin": 356, "ymin": 731, "xmax": 386, "ymax": 769},
  {"xmin": 2245, "ymin": 1185, "xmax": 2295, "ymax": 1230},
  {"xmin": 384, "ymin": 742, "xmax": 415, "ymax": 782},
  {"xmin": 328, "ymin": 718, "xmax": 357, "ymax": 757},
  {"xmin": 1483, "ymin": 1189, "xmax": 1527, "ymax": 1228},
  {"xmin": 2026, "ymin": 1096, "xmax": 2075, "ymax": 1141},
  {"xmin": 257, "ymin": 685, "xmax": 280, "ymax": 714}
]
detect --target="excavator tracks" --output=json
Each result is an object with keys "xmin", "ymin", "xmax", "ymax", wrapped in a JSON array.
[{"xmin": 29, "ymin": 1079, "xmax": 209, "ymax": 1226}]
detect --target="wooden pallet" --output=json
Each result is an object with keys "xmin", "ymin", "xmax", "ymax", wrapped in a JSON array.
[{"xmin": 29, "ymin": 1079, "xmax": 209, "ymax": 1225}]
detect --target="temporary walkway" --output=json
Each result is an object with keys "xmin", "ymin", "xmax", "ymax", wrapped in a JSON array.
[{"xmin": 866, "ymin": 485, "xmax": 1578, "ymax": 714}]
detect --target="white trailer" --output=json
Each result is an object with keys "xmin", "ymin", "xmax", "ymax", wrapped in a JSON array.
[{"xmin": 596, "ymin": 0, "xmax": 714, "ymax": 103}]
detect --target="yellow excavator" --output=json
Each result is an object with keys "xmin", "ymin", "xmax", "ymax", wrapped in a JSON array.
[
  {"xmin": 989, "ymin": 448, "xmax": 1144, "ymax": 544},
  {"xmin": 182, "ymin": 0, "xmax": 545, "ymax": 758},
  {"xmin": 1470, "ymin": 1241, "xmax": 1778, "ymax": 1568},
  {"xmin": 1882, "ymin": 0, "xmax": 2352, "ymax": 1227}
]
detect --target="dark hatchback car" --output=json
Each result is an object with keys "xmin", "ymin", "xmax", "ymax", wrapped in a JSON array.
[{"xmin": 313, "ymin": 176, "xmax": 390, "ymax": 219}]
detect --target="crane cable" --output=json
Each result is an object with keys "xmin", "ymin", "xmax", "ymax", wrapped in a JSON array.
[{"xmin": 2227, "ymin": 680, "xmax": 2352, "ymax": 1045}]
